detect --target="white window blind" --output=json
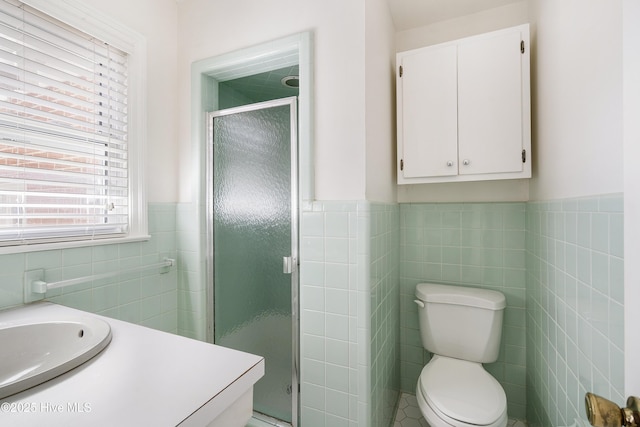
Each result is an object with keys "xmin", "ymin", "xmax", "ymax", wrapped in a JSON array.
[{"xmin": 0, "ymin": 0, "xmax": 129, "ymax": 246}]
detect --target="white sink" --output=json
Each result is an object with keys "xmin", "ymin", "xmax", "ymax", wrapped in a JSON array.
[{"xmin": 0, "ymin": 314, "xmax": 112, "ymax": 399}]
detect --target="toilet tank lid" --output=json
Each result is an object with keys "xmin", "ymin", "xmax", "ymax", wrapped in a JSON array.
[{"xmin": 415, "ymin": 283, "xmax": 506, "ymax": 310}]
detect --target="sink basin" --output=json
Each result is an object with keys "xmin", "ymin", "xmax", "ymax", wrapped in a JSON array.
[{"xmin": 0, "ymin": 315, "xmax": 112, "ymax": 399}]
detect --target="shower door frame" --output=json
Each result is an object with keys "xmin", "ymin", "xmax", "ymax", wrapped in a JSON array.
[{"xmin": 205, "ymin": 96, "xmax": 300, "ymax": 427}]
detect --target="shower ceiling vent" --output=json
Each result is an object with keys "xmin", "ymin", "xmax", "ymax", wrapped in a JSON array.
[{"xmin": 281, "ymin": 75, "xmax": 299, "ymax": 88}]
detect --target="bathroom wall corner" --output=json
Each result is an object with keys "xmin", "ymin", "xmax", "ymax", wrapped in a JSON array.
[{"xmin": 300, "ymin": 200, "xmax": 400, "ymax": 427}]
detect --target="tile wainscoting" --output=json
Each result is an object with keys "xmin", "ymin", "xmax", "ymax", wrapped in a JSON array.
[
  {"xmin": 300, "ymin": 201, "xmax": 400, "ymax": 427},
  {"xmin": 399, "ymin": 202, "xmax": 527, "ymax": 419},
  {"xmin": 525, "ymin": 194, "xmax": 624, "ymax": 426}
]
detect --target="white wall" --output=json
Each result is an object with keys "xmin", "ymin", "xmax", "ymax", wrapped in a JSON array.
[
  {"xmin": 365, "ymin": 0, "xmax": 397, "ymax": 203},
  {"xmin": 528, "ymin": 0, "xmax": 623, "ymax": 201},
  {"xmin": 623, "ymin": 0, "xmax": 640, "ymax": 396},
  {"xmin": 395, "ymin": 1, "xmax": 529, "ymax": 51},
  {"xmin": 395, "ymin": 1, "xmax": 531, "ymax": 203},
  {"xmin": 176, "ymin": 0, "xmax": 369, "ymax": 203},
  {"xmin": 73, "ymin": 0, "xmax": 403, "ymax": 207},
  {"xmin": 82, "ymin": 0, "xmax": 180, "ymax": 203}
]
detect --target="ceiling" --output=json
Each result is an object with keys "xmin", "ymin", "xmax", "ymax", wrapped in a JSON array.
[{"xmin": 386, "ymin": 0, "xmax": 524, "ymax": 31}]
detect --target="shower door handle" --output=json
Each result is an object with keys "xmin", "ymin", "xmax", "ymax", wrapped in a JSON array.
[{"xmin": 283, "ymin": 257, "xmax": 295, "ymax": 274}]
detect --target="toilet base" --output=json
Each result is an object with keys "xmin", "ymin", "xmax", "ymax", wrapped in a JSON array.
[{"xmin": 416, "ymin": 380, "xmax": 508, "ymax": 427}]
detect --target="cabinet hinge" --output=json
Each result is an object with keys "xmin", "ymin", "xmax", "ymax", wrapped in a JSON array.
[
  {"xmin": 399, "ymin": 65, "xmax": 403, "ymax": 77},
  {"xmin": 522, "ymin": 149, "xmax": 527, "ymax": 163},
  {"xmin": 521, "ymin": 40, "xmax": 525, "ymax": 54},
  {"xmin": 400, "ymin": 159, "xmax": 404, "ymax": 171}
]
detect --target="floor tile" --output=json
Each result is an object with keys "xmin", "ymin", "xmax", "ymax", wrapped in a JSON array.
[{"xmin": 393, "ymin": 392, "xmax": 527, "ymax": 427}]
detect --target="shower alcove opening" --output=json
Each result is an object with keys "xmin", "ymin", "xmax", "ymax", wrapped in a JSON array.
[{"xmin": 191, "ymin": 32, "xmax": 313, "ymax": 427}]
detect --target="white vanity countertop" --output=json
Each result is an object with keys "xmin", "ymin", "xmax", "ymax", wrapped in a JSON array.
[{"xmin": 0, "ymin": 302, "xmax": 265, "ymax": 426}]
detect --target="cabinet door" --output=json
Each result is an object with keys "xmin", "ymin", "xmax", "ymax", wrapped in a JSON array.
[
  {"xmin": 457, "ymin": 28, "xmax": 524, "ymax": 175},
  {"xmin": 399, "ymin": 44, "xmax": 458, "ymax": 178}
]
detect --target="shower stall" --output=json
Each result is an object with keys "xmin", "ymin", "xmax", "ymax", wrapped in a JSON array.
[{"xmin": 205, "ymin": 97, "xmax": 299, "ymax": 426}]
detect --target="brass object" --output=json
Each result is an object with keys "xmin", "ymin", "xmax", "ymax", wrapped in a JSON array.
[
  {"xmin": 585, "ymin": 393, "xmax": 640, "ymax": 427},
  {"xmin": 627, "ymin": 397, "xmax": 640, "ymax": 426}
]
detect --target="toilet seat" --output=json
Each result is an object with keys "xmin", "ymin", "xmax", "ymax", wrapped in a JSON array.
[{"xmin": 417, "ymin": 356, "xmax": 507, "ymax": 427}]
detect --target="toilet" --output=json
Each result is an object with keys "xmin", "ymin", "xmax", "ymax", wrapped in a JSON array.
[{"xmin": 414, "ymin": 283, "xmax": 508, "ymax": 427}]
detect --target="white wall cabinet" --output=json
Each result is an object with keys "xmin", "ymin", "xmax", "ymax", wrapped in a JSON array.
[{"xmin": 396, "ymin": 24, "xmax": 531, "ymax": 184}]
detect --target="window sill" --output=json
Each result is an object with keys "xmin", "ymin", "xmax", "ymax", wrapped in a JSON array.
[{"xmin": 0, "ymin": 235, "xmax": 152, "ymax": 255}]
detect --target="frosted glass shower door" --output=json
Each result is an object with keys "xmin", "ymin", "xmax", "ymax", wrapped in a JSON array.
[{"xmin": 207, "ymin": 97, "xmax": 298, "ymax": 425}]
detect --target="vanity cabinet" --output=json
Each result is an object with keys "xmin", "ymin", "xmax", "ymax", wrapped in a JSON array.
[
  {"xmin": 396, "ymin": 24, "xmax": 531, "ymax": 184},
  {"xmin": 0, "ymin": 303, "xmax": 264, "ymax": 427}
]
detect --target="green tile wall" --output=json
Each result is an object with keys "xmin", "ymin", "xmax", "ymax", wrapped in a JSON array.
[
  {"xmin": 218, "ymin": 83, "xmax": 255, "ymax": 110},
  {"xmin": 0, "ymin": 203, "xmax": 179, "ymax": 334},
  {"xmin": 300, "ymin": 201, "xmax": 364, "ymax": 427},
  {"xmin": 300, "ymin": 201, "xmax": 400, "ymax": 427},
  {"xmin": 525, "ymin": 194, "xmax": 624, "ymax": 426},
  {"xmin": 399, "ymin": 202, "xmax": 527, "ymax": 420},
  {"xmin": 370, "ymin": 203, "xmax": 400, "ymax": 427},
  {"xmin": 176, "ymin": 202, "xmax": 207, "ymax": 340},
  {"xmin": 0, "ymin": 194, "xmax": 625, "ymax": 426}
]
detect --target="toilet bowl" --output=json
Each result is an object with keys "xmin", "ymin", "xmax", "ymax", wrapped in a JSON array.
[
  {"xmin": 414, "ymin": 283, "xmax": 508, "ymax": 427},
  {"xmin": 416, "ymin": 355, "xmax": 507, "ymax": 427}
]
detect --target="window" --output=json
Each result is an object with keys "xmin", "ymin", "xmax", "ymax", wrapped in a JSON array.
[{"xmin": 0, "ymin": 0, "xmax": 147, "ymax": 249}]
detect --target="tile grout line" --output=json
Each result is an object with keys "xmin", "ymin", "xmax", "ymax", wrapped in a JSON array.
[{"xmin": 393, "ymin": 392, "xmax": 528, "ymax": 427}]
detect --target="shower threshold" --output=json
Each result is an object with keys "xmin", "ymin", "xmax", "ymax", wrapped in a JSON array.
[{"xmin": 246, "ymin": 411, "xmax": 292, "ymax": 427}]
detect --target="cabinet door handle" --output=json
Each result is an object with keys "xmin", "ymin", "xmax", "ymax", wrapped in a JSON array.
[
  {"xmin": 463, "ymin": 159, "xmax": 470, "ymax": 166},
  {"xmin": 447, "ymin": 161, "xmax": 453, "ymax": 167}
]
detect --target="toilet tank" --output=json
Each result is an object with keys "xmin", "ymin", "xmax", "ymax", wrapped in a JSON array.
[{"xmin": 415, "ymin": 283, "xmax": 506, "ymax": 363}]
